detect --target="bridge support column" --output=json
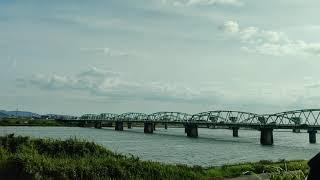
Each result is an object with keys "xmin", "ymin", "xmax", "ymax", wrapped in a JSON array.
[
  {"xmin": 115, "ymin": 122, "xmax": 123, "ymax": 131},
  {"xmin": 260, "ymin": 128, "xmax": 273, "ymax": 145},
  {"xmin": 232, "ymin": 127, "xmax": 239, "ymax": 137},
  {"xmin": 127, "ymin": 122, "xmax": 132, "ymax": 129},
  {"xmin": 291, "ymin": 117, "xmax": 301, "ymax": 133},
  {"xmin": 292, "ymin": 128, "xmax": 300, "ymax": 133},
  {"xmin": 164, "ymin": 123, "xmax": 168, "ymax": 129},
  {"xmin": 79, "ymin": 121, "xmax": 84, "ymax": 127},
  {"xmin": 144, "ymin": 122, "xmax": 154, "ymax": 134},
  {"xmin": 185, "ymin": 124, "xmax": 198, "ymax": 138},
  {"xmin": 308, "ymin": 130, "xmax": 317, "ymax": 144},
  {"xmin": 106, "ymin": 122, "xmax": 113, "ymax": 127},
  {"xmin": 94, "ymin": 122, "xmax": 102, "ymax": 129},
  {"xmin": 153, "ymin": 123, "xmax": 156, "ymax": 131},
  {"xmin": 79, "ymin": 121, "xmax": 88, "ymax": 127}
]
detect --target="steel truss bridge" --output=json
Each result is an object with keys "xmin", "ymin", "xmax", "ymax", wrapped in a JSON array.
[{"xmin": 62, "ymin": 109, "xmax": 320, "ymax": 145}]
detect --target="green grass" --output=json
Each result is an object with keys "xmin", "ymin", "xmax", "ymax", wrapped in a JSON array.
[
  {"xmin": 0, "ymin": 135, "xmax": 310, "ymax": 179},
  {"xmin": 207, "ymin": 159, "xmax": 308, "ymax": 179},
  {"xmin": 270, "ymin": 170, "xmax": 306, "ymax": 180}
]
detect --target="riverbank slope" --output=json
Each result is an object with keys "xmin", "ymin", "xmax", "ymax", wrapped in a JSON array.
[{"xmin": 0, "ymin": 135, "xmax": 308, "ymax": 179}]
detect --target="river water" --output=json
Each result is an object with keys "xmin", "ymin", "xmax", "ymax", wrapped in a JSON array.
[{"xmin": 0, "ymin": 126, "xmax": 319, "ymax": 166}]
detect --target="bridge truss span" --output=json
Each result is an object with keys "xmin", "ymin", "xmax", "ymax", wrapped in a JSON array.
[
  {"xmin": 264, "ymin": 109, "xmax": 320, "ymax": 126},
  {"xmin": 115, "ymin": 112, "xmax": 148, "ymax": 122},
  {"xmin": 72, "ymin": 109, "xmax": 320, "ymax": 145},
  {"xmin": 76, "ymin": 109, "xmax": 320, "ymax": 128},
  {"xmin": 97, "ymin": 113, "xmax": 118, "ymax": 121},
  {"xmin": 147, "ymin": 112, "xmax": 192, "ymax": 123},
  {"xmin": 189, "ymin": 111, "xmax": 260, "ymax": 124},
  {"xmin": 80, "ymin": 114, "xmax": 99, "ymax": 120}
]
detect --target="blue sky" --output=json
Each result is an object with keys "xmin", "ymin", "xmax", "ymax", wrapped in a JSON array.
[{"xmin": 1, "ymin": 0, "xmax": 320, "ymax": 115}]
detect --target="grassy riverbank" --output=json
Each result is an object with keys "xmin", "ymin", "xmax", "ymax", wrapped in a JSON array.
[{"xmin": 0, "ymin": 135, "xmax": 309, "ymax": 179}]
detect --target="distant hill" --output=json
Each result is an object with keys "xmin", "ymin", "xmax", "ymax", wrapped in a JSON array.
[
  {"xmin": 0, "ymin": 112, "xmax": 8, "ymax": 118},
  {"xmin": 0, "ymin": 110, "xmax": 76, "ymax": 119},
  {"xmin": 0, "ymin": 110, "xmax": 40, "ymax": 118}
]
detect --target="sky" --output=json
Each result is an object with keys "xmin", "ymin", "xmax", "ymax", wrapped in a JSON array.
[{"xmin": 1, "ymin": 0, "xmax": 320, "ymax": 115}]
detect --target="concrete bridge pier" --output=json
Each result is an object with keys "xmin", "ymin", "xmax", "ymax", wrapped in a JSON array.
[
  {"xmin": 94, "ymin": 121, "xmax": 102, "ymax": 129},
  {"xmin": 153, "ymin": 123, "xmax": 156, "ymax": 131},
  {"xmin": 144, "ymin": 122, "xmax": 154, "ymax": 134},
  {"xmin": 308, "ymin": 130, "xmax": 317, "ymax": 144},
  {"xmin": 164, "ymin": 123, "xmax": 168, "ymax": 129},
  {"xmin": 291, "ymin": 117, "xmax": 301, "ymax": 133},
  {"xmin": 115, "ymin": 122, "xmax": 124, "ymax": 131},
  {"xmin": 105, "ymin": 122, "xmax": 113, "ymax": 127},
  {"xmin": 260, "ymin": 128, "xmax": 274, "ymax": 145},
  {"xmin": 185, "ymin": 124, "xmax": 198, "ymax": 138},
  {"xmin": 293, "ymin": 128, "xmax": 301, "ymax": 133},
  {"xmin": 232, "ymin": 127, "xmax": 239, "ymax": 137},
  {"xmin": 127, "ymin": 122, "xmax": 132, "ymax": 129},
  {"xmin": 79, "ymin": 121, "xmax": 88, "ymax": 127}
]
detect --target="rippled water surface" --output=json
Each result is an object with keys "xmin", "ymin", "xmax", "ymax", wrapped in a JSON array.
[{"xmin": 1, "ymin": 126, "xmax": 319, "ymax": 166}]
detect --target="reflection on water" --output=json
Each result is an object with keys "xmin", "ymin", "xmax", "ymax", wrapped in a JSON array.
[{"xmin": 1, "ymin": 126, "xmax": 319, "ymax": 166}]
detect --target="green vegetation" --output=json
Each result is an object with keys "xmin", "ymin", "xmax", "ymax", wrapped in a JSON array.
[
  {"xmin": 0, "ymin": 135, "xmax": 309, "ymax": 179},
  {"xmin": 208, "ymin": 160, "xmax": 308, "ymax": 179},
  {"xmin": 0, "ymin": 118, "xmax": 72, "ymax": 126}
]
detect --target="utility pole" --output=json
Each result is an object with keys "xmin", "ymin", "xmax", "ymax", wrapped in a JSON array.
[{"xmin": 16, "ymin": 104, "xmax": 18, "ymax": 118}]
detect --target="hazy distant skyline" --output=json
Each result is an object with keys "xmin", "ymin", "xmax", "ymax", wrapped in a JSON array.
[{"xmin": 1, "ymin": 0, "xmax": 320, "ymax": 115}]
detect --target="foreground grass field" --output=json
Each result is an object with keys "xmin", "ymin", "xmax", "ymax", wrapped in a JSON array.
[{"xmin": 0, "ymin": 135, "xmax": 309, "ymax": 179}]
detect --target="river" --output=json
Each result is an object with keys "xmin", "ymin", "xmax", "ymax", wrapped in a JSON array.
[{"xmin": 0, "ymin": 126, "xmax": 319, "ymax": 166}]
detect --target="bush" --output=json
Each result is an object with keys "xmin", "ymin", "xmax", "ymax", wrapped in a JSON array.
[{"xmin": 0, "ymin": 135, "xmax": 206, "ymax": 179}]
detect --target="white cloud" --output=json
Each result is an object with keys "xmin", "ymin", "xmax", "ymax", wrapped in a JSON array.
[
  {"xmin": 17, "ymin": 67, "xmax": 319, "ymax": 112},
  {"xmin": 79, "ymin": 66, "xmax": 120, "ymax": 78},
  {"xmin": 80, "ymin": 47, "xmax": 130, "ymax": 57},
  {"xmin": 19, "ymin": 67, "xmax": 220, "ymax": 103},
  {"xmin": 163, "ymin": 0, "xmax": 243, "ymax": 7},
  {"xmin": 305, "ymin": 82, "xmax": 320, "ymax": 89},
  {"xmin": 221, "ymin": 20, "xmax": 239, "ymax": 33},
  {"xmin": 221, "ymin": 21, "xmax": 320, "ymax": 56}
]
